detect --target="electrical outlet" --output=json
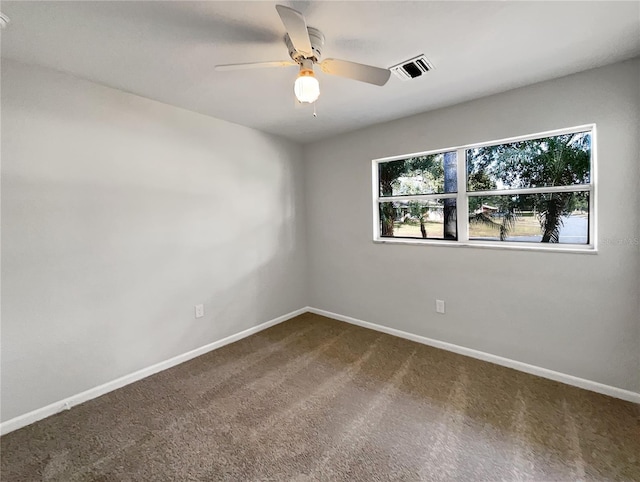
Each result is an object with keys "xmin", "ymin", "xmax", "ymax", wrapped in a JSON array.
[
  {"xmin": 436, "ymin": 300, "xmax": 445, "ymax": 314},
  {"xmin": 195, "ymin": 304, "xmax": 204, "ymax": 319}
]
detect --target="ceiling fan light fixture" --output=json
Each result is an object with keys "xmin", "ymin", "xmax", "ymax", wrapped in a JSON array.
[
  {"xmin": 294, "ymin": 68, "xmax": 320, "ymax": 103},
  {"xmin": 215, "ymin": 5, "xmax": 391, "ymax": 106}
]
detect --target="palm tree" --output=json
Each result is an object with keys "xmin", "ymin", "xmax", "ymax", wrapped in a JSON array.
[
  {"xmin": 534, "ymin": 134, "xmax": 590, "ymax": 242},
  {"xmin": 468, "ymin": 132, "xmax": 590, "ymax": 242},
  {"xmin": 469, "ymin": 209, "xmax": 519, "ymax": 241}
]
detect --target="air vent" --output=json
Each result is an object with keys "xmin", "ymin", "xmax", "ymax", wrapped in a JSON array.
[{"xmin": 390, "ymin": 55, "xmax": 434, "ymax": 81}]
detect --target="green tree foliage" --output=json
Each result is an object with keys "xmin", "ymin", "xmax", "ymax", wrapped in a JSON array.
[
  {"xmin": 379, "ymin": 154, "xmax": 447, "ymax": 237},
  {"xmin": 378, "ymin": 132, "xmax": 590, "ymax": 242},
  {"xmin": 467, "ymin": 132, "xmax": 591, "ymax": 242}
]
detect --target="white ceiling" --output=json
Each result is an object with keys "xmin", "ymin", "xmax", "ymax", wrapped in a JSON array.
[{"xmin": 2, "ymin": 1, "xmax": 639, "ymax": 143}]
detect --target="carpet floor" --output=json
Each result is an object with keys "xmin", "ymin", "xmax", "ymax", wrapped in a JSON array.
[{"xmin": 1, "ymin": 313, "xmax": 639, "ymax": 481}]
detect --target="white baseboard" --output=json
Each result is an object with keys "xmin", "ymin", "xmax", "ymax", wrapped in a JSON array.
[
  {"xmin": 3, "ymin": 305, "xmax": 637, "ymax": 436},
  {"xmin": 307, "ymin": 307, "xmax": 640, "ymax": 404},
  {"xmin": 0, "ymin": 307, "xmax": 307, "ymax": 436}
]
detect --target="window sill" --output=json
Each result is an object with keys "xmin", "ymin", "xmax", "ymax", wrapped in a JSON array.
[{"xmin": 373, "ymin": 238, "xmax": 597, "ymax": 254}]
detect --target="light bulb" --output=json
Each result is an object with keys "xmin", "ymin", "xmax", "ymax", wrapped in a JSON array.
[{"xmin": 294, "ymin": 71, "xmax": 320, "ymax": 103}]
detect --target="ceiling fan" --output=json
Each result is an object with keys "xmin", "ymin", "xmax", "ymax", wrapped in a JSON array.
[{"xmin": 215, "ymin": 5, "xmax": 391, "ymax": 104}]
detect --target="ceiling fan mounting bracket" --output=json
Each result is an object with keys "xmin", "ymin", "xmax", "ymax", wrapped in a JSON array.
[{"xmin": 285, "ymin": 27, "xmax": 325, "ymax": 63}]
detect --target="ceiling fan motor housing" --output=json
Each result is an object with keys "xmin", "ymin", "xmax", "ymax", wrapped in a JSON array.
[{"xmin": 286, "ymin": 27, "xmax": 325, "ymax": 62}]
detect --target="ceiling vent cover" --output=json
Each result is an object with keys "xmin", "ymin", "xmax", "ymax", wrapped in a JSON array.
[{"xmin": 390, "ymin": 54, "xmax": 433, "ymax": 81}]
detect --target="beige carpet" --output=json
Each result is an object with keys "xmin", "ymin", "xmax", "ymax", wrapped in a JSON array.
[{"xmin": 1, "ymin": 313, "xmax": 639, "ymax": 481}]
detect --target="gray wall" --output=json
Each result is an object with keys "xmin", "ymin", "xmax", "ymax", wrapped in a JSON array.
[
  {"xmin": 304, "ymin": 59, "xmax": 640, "ymax": 393},
  {"xmin": 1, "ymin": 60, "xmax": 308, "ymax": 422},
  {"xmin": 2, "ymin": 57, "xmax": 639, "ymax": 424}
]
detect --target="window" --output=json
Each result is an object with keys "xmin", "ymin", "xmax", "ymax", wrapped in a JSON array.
[
  {"xmin": 377, "ymin": 152, "xmax": 458, "ymax": 240},
  {"xmin": 373, "ymin": 125, "xmax": 595, "ymax": 251}
]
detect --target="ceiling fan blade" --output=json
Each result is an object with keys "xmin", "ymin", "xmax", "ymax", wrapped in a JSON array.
[
  {"xmin": 215, "ymin": 61, "xmax": 297, "ymax": 71},
  {"xmin": 320, "ymin": 58, "xmax": 391, "ymax": 86},
  {"xmin": 275, "ymin": 5, "xmax": 313, "ymax": 57}
]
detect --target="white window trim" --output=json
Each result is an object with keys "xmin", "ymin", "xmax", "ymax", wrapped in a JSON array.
[{"xmin": 372, "ymin": 124, "xmax": 597, "ymax": 253}]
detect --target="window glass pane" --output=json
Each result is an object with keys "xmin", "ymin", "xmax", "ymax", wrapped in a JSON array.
[
  {"xmin": 379, "ymin": 199, "xmax": 457, "ymax": 240},
  {"xmin": 468, "ymin": 192, "xmax": 589, "ymax": 244},
  {"xmin": 467, "ymin": 131, "xmax": 591, "ymax": 191},
  {"xmin": 379, "ymin": 151, "xmax": 457, "ymax": 197}
]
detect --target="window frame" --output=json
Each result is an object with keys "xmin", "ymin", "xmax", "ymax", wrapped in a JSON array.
[{"xmin": 372, "ymin": 124, "xmax": 597, "ymax": 253}]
